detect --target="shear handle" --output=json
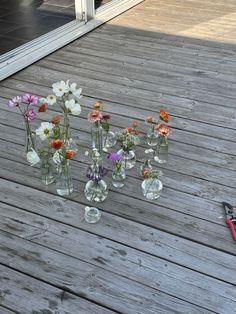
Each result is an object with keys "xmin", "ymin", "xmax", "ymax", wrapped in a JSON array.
[{"xmin": 226, "ymin": 218, "xmax": 236, "ymax": 241}]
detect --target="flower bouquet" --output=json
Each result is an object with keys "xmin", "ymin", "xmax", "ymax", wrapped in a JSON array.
[
  {"xmin": 87, "ymin": 101, "xmax": 116, "ymax": 153},
  {"xmin": 116, "ymin": 121, "xmax": 140, "ymax": 169}
]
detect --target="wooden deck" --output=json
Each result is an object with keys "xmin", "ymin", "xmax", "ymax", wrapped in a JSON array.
[{"xmin": 0, "ymin": 0, "xmax": 236, "ymax": 313}]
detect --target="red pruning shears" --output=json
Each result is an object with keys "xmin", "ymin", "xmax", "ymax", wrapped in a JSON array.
[{"xmin": 222, "ymin": 202, "xmax": 236, "ymax": 241}]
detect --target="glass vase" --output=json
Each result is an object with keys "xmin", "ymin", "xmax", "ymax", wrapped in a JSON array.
[
  {"xmin": 91, "ymin": 124, "xmax": 103, "ymax": 154},
  {"xmin": 84, "ymin": 206, "xmax": 101, "ymax": 223},
  {"xmin": 118, "ymin": 149, "xmax": 136, "ymax": 170},
  {"xmin": 102, "ymin": 130, "xmax": 116, "ymax": 152},
  {"xmin": 40, "ymin": 155, "xmax": 55, "ymax": 185},
  {"xmin": 154, "ymin": 136, "xmax": 168, "ymax": 163},
  {"xmin": 142, "ymin": 178, "xmax": 163, "ymax": 200},
  {"xmin": 112, "ymin": 167, "xmax": 126, "ymax": 188},
  {"xmin": 56, "ymin": 161, "xmax": 73, "ymax": 196},
  {"xmin": 84, "ymin": 179, "xmax": 108, "ymax": 203},
  {"xmin": 147, "ymin": 125, "xmax": 159, "ymax": 147}
]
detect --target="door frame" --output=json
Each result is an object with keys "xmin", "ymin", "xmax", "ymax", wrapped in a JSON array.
[{"xmin": 0, "ymin": 0, "xmax": 143, "ymax": 81}]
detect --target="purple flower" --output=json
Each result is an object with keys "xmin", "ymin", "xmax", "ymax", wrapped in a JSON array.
[
  {"xmin": 107, "ymin": 152, "xmax": 121, "ymax": 162},
  {"xmin": 8, "ymin": 96, "xmax": 22, "ymax": 107},
  {"xmin": 86, "ymin": 165, "xmax": 108, "ymax": 182},
  {"xmin": 24, "ymin": 109, "xmax": 36, "ymax": 122},
  {"xmin": 22, "ymin": 93, "xmax": 38, "ymax": 105}
]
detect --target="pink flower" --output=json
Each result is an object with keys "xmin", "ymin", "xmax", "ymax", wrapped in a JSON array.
[
  {"xmin": 8, "ymin": 96, "xmax": 22, "ymax": 107},
  {"xmin": 24, "ymin": 109, "xmax": 36, "ymax": 122},
  {"xmin": 155, "ymin": 123, "xmax": 171, "ymax": 137},
  {"xmin": 87, "ymin": 110, "xmax": 102, "ymax": 123},
  {"xmin": 22, "ymin": 93, "xmax": 38, "ymax": 105}
]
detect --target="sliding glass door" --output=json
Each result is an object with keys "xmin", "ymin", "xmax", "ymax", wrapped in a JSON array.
[{"xmin": 0, "ymin": 0, "xmax": 143, "ymax": 80}]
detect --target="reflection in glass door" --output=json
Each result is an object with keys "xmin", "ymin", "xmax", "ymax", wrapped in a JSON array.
[{"xmin": 0, "ymin": 0, "xmax": 79, "ymax": 56}]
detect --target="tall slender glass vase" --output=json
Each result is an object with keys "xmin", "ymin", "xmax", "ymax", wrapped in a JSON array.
[
  {"xmin": 40, "ymin": 153, "xmax": 55, "ymax": 185},
  {"xmin": 91, "ymin": 123, "xmax": 103, "ymax": 154},
  {"xmin": 56, "ymin": 161, "xmax": 73, "ymax": 196}
]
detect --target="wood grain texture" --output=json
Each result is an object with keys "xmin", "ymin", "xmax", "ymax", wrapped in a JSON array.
[{"xmin": 1, "ymin": 0, "xmax": 236, "ymax": 312}]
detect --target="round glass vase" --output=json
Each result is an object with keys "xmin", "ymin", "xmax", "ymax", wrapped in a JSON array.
[
  {"xmin": 147, "ymin": 125, "xmax": 159, "ymax": 147},
  {"xmin": 118, "ymin": 149, "xmax": 136, "ymax": 170},
  {"xmin": 84, "ymin": 206, "xmax": 101, "ymax": 223},
  {"xmin": 142, "ymin": 178, "xmax": 163, "ymax": 200},
  {"xmin": 154, "ymin": 136, "xmax": 168, "ymax": 163},
  {"xmin": 40, "ymin": 154, "xmax": 55, "ymax": 185},
  {"xmin": 91, "ymin": 123, "xmax": 103, "ymax": 154},
  {"xmin": 102, "ymin": 130, "xmax": 116, "ymax": 152},
  {"xmin": 84, "ymin": 179, "xmax": 108, "ymax": 203},
  {"xmin": 112, "ymin": 167, "xmax": 126, "ymax": 188},
  {"xmin": 56, "ymin": 161, "xmax": 73, "ymax": 196}
]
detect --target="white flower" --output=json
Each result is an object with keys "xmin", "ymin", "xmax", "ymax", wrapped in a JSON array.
[
  {"xmin": 70, "ymin": 83, "xmax": 83, "ymax": 99},
  {"xmin": 65, "ymin": 99, "xmax": 81, "ymax": 116},
  {"xmin": 26, "ymin": 149, "xmax": 40, "ymax": 166},
  {"xmin": 84, "ymin": 150, "xmax": 89, "ymax": 156},
  {"xmin": 52, "ymin": 80, "xmax": 70, "ymax": 97},
  {"xmin": 35, "ymin": 122, "xmax": 54, "ymax": 140},
  {"xmin": 46, "ymin": 94, "xmax": 57, "ymax": 105}
]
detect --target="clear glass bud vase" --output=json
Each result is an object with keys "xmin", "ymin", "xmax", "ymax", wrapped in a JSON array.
[
  {"xmin": 147, "ymin": 125, "xmax": 159, "ymax": 146},
  {"xmin": 40, "ymin": 154, "xmax": 55, "ymax": 185},
  {"xmin": 103, "ymin": 130, "xmax": 116, "ymax": 152},
  {"xmin": 154, "ymin": 136, "xmax": 168, "ymax": 163},
  {"xmin": 142, "ymin": 178, "xmax": 163, "ymax": 200},
  {"xmin": 118, "ymin": 149, "xmax": 136, "ymax": 170},
  {"xmin": 56, "ymin": 161, "xmax": 73, "ymax": 196},
  {"xmin": 84, "ymin": 179, "xmax": 108, "ymax": 203},
  {"xmin": 112, "ymin": 167, "xmax": 126, "ymax": 188},
  {"xmin": 91, "ymin": 123, "xmax": 103, "ymax": 154}
]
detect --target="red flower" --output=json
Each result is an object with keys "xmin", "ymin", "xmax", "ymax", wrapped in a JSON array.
[
  {"xmin": 141, "ymin": 169, "xmax": 151, "ymax": 178},
  {"xmin": 65, "ymin": 151, "xmax": 74, "ymax": 159},
  {"xmin": 51, "ymin": 115, "xmax": 61, "ymax": 124},
  {"xmin": 50, "ymin": 139, "xmax": 63, "ymax": 150},
  {"xmin": 160, "ymin": 110, "xmax": 168, "ymax": 123},
  {"xmin": 126, "ymin": 127, "xmax": 133, "ymax": 133},
  {"xmin": 102, "ymin": 115, "xmax": 111, "ymax": 121},
  {"xmin": 38, "ymin": 103, "xmax": 46, "ymax": 113}
]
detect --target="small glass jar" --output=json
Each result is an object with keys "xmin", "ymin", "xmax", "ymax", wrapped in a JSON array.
[
  {"xmin": 102, "ymin": 130, "xmax": 116, "ymax": 152},
  {"xmin": 56, "ymin": 161, "xmax": 73, "ymax": 196},
  {"xmin": 147, "ymin": 125, "xmax": 159, "ymax": 147},
  {"xmin": 142, "ymin": 178, "xmax": 163, "ymax": 200},
  {"xmin": 154, "ymin": 136, "xmax": 168, "ymax": 163},
  {"xmin": 112, "ymin": 167, "xmax": 126, "ymax": 188},
  {"xmin": 84, "ymin": 179, "xmax": 108, "ymax": 203},
  {"xmin": 84, "ymin": 206, "xmax": 101, "ymax": 223},
  {"xmin": 118, "ymin": 149, "xmax": 136, "ymax": 170}
]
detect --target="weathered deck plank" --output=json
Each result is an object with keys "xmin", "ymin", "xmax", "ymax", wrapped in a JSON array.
[{"xmin": 1, "ymin": 0, "xmax": 236, "ymax": 312}]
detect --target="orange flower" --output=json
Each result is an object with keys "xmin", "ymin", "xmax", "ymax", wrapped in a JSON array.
[
  {"xmin": 38, "ymin": 103, "xmax": 46, "ymax": 113},
  {"xmin": 160, "ymin": 110, "xmax": 168, "ymax": 123},
  {"xmin": 93, "ymin": 101, "xmax": 103, "ymax": 110},
  {"xmin": 50, "ymin": 139, "xmax": 63, "ymax": 150},
  {"xmin": 132, "ymin": 121, "xmax": 139, "ymax": 128},
  {"xmin": 155, "ymin": 123, "xmax": 171, "ymax": 137},
  {"xmin": 51, "ymin": 115, "xmax": 61, "ymax": 124},
  {"xmin": 65, "ymin": 150, "xmax": 74, "ymax": 159},
  {"xmin": 146, "ymin": 116, "xmax": 153, "ymax": 123},
  {"xmin": 87, "ymin": 110, "xmax": 102, "ymax": 123},
  {"xmin": 141, "ymin": 169, "xmax": 151, "ymax": 178}
]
